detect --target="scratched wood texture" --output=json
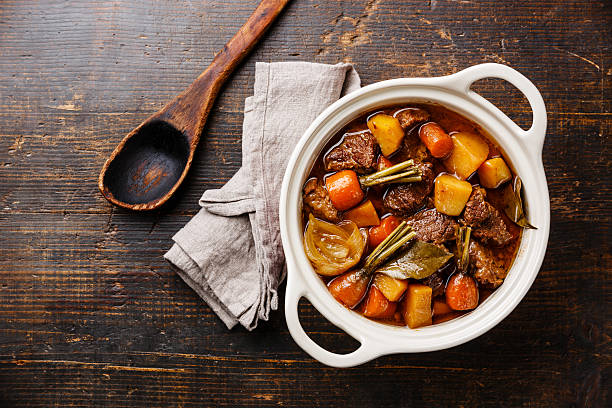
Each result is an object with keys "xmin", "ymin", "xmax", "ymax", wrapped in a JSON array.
[{"xmin": 0, "ymin": 0, "xmax": 610, "ymax": 407}]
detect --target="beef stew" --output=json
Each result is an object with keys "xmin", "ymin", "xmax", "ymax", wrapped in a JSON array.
[{"xmin": 301, "ymin": 103, "xmax": 532, "ymax": 328}]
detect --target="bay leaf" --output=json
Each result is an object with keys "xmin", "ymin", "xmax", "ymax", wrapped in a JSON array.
[
  {"xmin": 502, "ymin": 176, "xmax": 536, "ymax": 229},
  {"xmin": 376, "ymin": 240, "xmax": 453, "ymax": 280}
]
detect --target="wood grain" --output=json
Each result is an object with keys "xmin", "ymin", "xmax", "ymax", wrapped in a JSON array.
[
  {"xmin": 98, "ymin": 0, "xmax": 291, "ymax": 210},
  {"xmin": 0, "ymin": 0, "xmax": 610, "ymax": 407}
]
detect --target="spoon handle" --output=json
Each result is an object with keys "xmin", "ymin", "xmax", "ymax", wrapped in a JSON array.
[{"xmin": 160, "ymin": 0, "xmax": 291, "ymax": 142}]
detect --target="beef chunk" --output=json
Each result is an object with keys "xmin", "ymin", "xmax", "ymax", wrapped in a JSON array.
[
  {"xmin": 324, "ymin": 131, "xmax": 378, "ymax": 174},
  {"xmin": 383, "ymin": 162, "xmax": 435, "ymax": 216},
  {"xmin": 469, "ymin": 241, "xmax": 507, "ymax": 288},
  {"xmin": 395, "ymin": 108, "xmax": 431, "ymax": 130},
  {"xmin": 394, "ymin": 108, "xmax": 432, "ymax": 162},
  {"xmin": 463, "ymin": 187, "xmax": 489, "ymax": 224},
  {"xmin": 402, "ymin": 131, "xmax": 432, "ymax": 162},
  {"xmin": 421, "ymin": 263, "xmax": 455, "ymax": 297},
  {"xmin": 421, "ymin": 270, "xmax": 446, "ymax": 297},
  {"xmin": 463, "ymin": 187, "xmax": 513, "ymax": 246},
  {"xmin": 407, "ymin": 208, "xmax": 458, "ymax": 243},
  {"xmin": 303, "ymin": 178, "xmax": 341, "ymax": 223}
]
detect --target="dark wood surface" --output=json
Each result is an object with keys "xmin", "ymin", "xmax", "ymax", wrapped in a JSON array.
[
  {"xmin": 0, "ymin": 0, "xmax": 610, "ymax": 406},
  {"xmin": 98, "ymin": 0, "xmax": 291, "ymax": 211}
]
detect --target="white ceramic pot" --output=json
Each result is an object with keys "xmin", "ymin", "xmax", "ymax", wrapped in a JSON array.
[{"xmin": 279, "ymin": 63, "xmax": 549, "ymax": 368}]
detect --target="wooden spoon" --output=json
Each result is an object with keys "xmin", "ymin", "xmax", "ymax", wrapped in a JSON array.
[{"xmin": 98, "ymin": 0, "xmax": 291, "ymax": 211}]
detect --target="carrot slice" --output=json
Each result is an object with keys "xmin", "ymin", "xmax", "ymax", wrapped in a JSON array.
[
  {"xmin": 433, "ymin": 312, "xmax": 463, "ymax": 324},
  {"xmin": 446, "ymin": 273, "xmax": 479, "ymax": 310},
  {"xmin": 433, "ymin": 299, "xmax": 453, "ymax": 316},
  {"xmin": 344, "ymin": 200, "xmax": 380, "ymax": 227},
  {"xmin": 328, "ymin": 270, "xmax": 370, "ymax": 308},
  {"xmin": 368, "ymin": 215, "xmax": 400, "ymax": 248},
  {"xmin": 377, "ymin": 155, "xmax": 394, "ymax": 171},
  {"xmin": 325, "ymin": 170, "xmax": 364, "ymax": 211},
  {"xmin": 419, "ymin": 122, "xmax": 454, "ymax": 159},
  {"xmin": 361, "ymin": 286, "xmax": 397, "ymax": 318}
]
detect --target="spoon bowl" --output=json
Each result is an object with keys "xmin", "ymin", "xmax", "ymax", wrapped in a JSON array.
[
  {"xmin": 99, "ymin": 0, "xmax": 290, "ymax": 211},
  {"xmin": 101, "ymin": 121, "xmax": 189, "ymax": 208}
]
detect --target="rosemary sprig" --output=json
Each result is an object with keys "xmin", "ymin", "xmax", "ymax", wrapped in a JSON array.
[
  {"xmin": 366, "ymin": 221, "xmax": 408, "ymax": 265},
  {"xmin": 358, "ymin": 160, "xmax": 422, "ymax": 188},
  {"xmin": 360, "ymin": 221, "xmax": 416, "ymax": 275},
  {"xmin": 368, "ymin": 228, "xmax": 416, "ymax": 272},
  {"xmin": 456, "ymin": 225, "xmax": 472, "ymax": 273}
]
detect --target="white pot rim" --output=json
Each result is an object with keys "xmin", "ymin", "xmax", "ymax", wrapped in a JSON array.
[{"xmin": 280, "ymin": 63, "xmax": 550, "ymax": 368}]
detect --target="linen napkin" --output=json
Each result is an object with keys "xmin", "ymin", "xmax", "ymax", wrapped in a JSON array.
[{"xmin": 165, "ymin": 62, "xmax": 361, "ymax": 330}]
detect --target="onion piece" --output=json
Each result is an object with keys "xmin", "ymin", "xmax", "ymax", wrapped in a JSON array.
[{"xmin": 304, "ymin": 214, "xmax": 366, "ymax": 276}]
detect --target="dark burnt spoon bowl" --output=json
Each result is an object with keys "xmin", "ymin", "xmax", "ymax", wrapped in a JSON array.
[
  {"xmin": 100, "ymin": 121, "xmax": 190, "ymax": 210},
  {"xmin": 98, "ymin": 0, "xmax": 290, "ymax": 211}
]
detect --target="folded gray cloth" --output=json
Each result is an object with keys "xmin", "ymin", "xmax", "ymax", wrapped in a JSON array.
[{"xmin": 165, "ymin": 62, "xmax": 361, "ymax": 330}]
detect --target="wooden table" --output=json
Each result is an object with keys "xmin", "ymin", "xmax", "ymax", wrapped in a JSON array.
[{"xmin": 1, "ymin": 1, "xmax": 609, "ymax": 406}]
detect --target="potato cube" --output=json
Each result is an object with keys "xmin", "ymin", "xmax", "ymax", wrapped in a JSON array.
[
  {"xmin": 443, "ymin": 131, "xmax": 489, "ymax": 179},
  {"xmin": 434, "ymin": 174, "xmax": 473, "ymax": 216},
  {"xmin": 401, "ymin": 284, "xmax": 432, "ymax": 329},
  {"xmin": 373, "ymin": 273, "xmax": 408, "ymax": 302},
  {"xmin": 477, "ymin": 157, "xmax": 512, "ymax": 188},
  {"xmin": 367, "ymin": 113, "xmax": 405, "ymax": 157}
]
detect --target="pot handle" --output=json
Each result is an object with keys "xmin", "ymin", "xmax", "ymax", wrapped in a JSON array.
[
  {"xmin": 447, "ymin": 63, "xmax": 547, "ymax": 157},
  {"xmin": 285, "ymin": 269, "xmax": 378, "ymax": 368}
]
